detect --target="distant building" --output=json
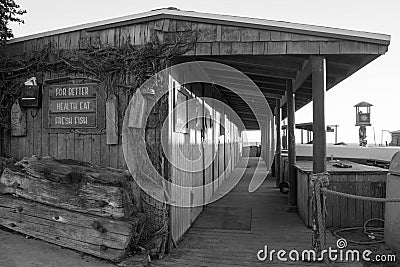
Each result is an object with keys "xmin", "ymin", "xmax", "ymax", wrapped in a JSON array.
[{"xmin": 390, "ymin": 130, "xmax": 400, "ymax": 146}]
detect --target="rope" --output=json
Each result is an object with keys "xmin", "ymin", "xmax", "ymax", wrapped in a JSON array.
[
  {"xmin": 315, "ymin": 182, "xmax": 326, "ymax": 251},
  {"xmin": 322, "ymin": 188, "xmax": 400, "ymax": 202},
  {"xmin": 333, "ymin": 218, "xmax": 384, "ymax": 245},
  {"xmin": 311, "ymin": 172, "xmax": 329, "ymax": 263},
  {"xmin": 312, "ymin": 176, "xmax": 400, "ymax": 252}
]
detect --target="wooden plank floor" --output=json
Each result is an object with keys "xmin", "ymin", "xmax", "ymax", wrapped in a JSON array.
[{"xmin": 153, "ymin": 157, "xmax": 346, "ymax": 267}]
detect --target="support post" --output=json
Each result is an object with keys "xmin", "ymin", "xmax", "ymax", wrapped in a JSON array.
[
  {"xmin": 275, "ymin": 99, "xmax": 281, "ymax": 187},
  {"xmin": 287, "ymin": 80, "xmax": 297, "ymax": 211},
  {"xmin": 311, "ymin": 56, "xmax": 327, "ymax": 257},
  {"xmin": 311, "ymin": 56, "xmax": 327, "ymax": 174},
  {"xmin": 334, "ymin": 125, "xmax": 338, "ymax": 144},
  {"xmin": 301, "ymin": 129, "xmax": 304, "ymax": 144}
]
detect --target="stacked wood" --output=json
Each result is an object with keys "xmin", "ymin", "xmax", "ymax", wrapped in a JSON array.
[
  {"xmin": 0, "ymin": 156, "xmax": 145, "ymax": 262},
  {"xmin": 0, "ymin": 156, "xmax": 138, "ymax": 218}
]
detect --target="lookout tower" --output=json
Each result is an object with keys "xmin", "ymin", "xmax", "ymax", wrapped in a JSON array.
[{"xmin": 355, "ymin": 101, "xmax": 373, "ymax": 146}]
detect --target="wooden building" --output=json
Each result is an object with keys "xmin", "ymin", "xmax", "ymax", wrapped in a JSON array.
[
  {"xmin": 0, "ymin": 7, "xmax": 391, "ymax": 259},
  {"xmin": 390, "ymin": 130, "xmax": 400, "ymax": 146}
]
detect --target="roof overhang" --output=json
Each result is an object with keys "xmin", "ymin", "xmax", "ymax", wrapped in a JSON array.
[
  {"xmin": 4, "ymin": 8, "xmax": 391, "ymax": 130},
  {"xmin": 9, "ymin": 8, "xmax": 390, "ymax": 45}
]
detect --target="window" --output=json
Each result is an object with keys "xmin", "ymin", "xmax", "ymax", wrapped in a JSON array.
[{"xmin": 173, "ymin": 83, "xmax": 188, "ymax": 133}]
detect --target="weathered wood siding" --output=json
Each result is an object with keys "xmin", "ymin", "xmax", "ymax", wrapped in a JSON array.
[
  {"xmin": 296, "ymin": 161, "xmax": 387, "ymax": 228},
  {"xmin": 260, "ymin": 117, "xmax": 276, "ymax": 168},
  {"xmin": 3, "ymin": 84, "xmax": 130, "ymax": 169},
  {"xmin": 1, "ymin": 21, "xmax": 165, "ymax": 169},
  {"xmin": 168, "ymin": 78, "xmax": 242, "ymax": 243}
]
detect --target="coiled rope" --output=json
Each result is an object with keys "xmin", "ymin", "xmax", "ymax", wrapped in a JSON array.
[
  {"xmin": 333, "ymin": 218, "xmax": 385, "ymax": 245},
  {"xmin": 313, "ymin": 174, "xmax": 400, "ymax": 252}
]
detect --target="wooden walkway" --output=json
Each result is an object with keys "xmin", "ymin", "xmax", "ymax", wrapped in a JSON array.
[{"xmin": 153, "ymin": 157, "xmax": 342, "ymax": 266}]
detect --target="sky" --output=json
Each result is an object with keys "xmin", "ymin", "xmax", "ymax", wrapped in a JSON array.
[{"xmin": 9, "ymin": 0, "xmax": 400, "ymax": 145}]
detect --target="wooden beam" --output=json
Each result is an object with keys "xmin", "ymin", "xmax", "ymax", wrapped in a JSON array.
[
  {"xmin": 295, "ymin": 92, "xmax": 313, "ymax": 99},
  {"xmin": 281, "ymin": 92, "xmax": 287, "ymax": 108},
  {"xmin": 244, "ymin": 126, "xmax": 260, "ymax": 130},
  {"xmin": 296, "ymin": 86, "xmax": 313, "ymax": 94},
  {"xmin": 222, "ymin": 101, "xmax": 269, "ymax": 111},
  {"xmin": 218, "ymin": 86, "xmax": 283, "ymax": 99},
  {"xmin": 259, "ymin": 92, "xmax": 285, "ymax": 99},
  {"xmin": 293, "ymin": 60, "xmax": 312, "ymax": 92},
  {"xmin": 228, "ymin": 98, "xmax": 277, "ymax": 108},
  {"xmin": 235, "ymin": 114, "xmax": 257, "ymax": 120},
  {"xmin": 216, "ymin": 80, "xmax": 287, "ymax": 92},
  {"xmin": 192, "ymin": 55, "xmax": 305, "ymax": 71},
  {"xmin": 325, "ymin": 55, "xmax": 363, "ymax": 66},
  {"xmin": 257, "ymin": 87, "xmax": 287, "ymax": 95},
  {"xmin": 240, "ymin": 118, "xmax": 260, "ymax": 123},
  {"xmin": 210, "ymin": 74, "xmax": 288, "ymax": 89},
  {"xmin": 281, "ymin": 91, "xmax": 312, "ymax": 107},
  {"xmin": 213, "ymin": 80, "xmax": 288, "ymax": 95},
  {"xmin": 280, "ymin": 60, "xmax": 314, "ymax": 107},
  {"xmin": 275, "ymin": 99, "xmax": 282, "ymax": 187},
  {"xmin": 204, "ymin": 65, "xmax": 297, "ymax": 80},
  {"xmin": 287, "ymin": 79, "xmax": 297, "ymax": 210},
  {"xmin": 326, "ymin": 64, "xmax": 348, "ymax": 77},
  {"xmin": 223, "ymin": 95, "xmax": 273, "ymax": 106},
  {"xmin": 223, "ymin": 100, "xmax": 271, "ymax": 112},
  {"xmin": 245, "ymin": 68, "xmax": 296, "ymax": 80},
  {"xmin": 235, "ymin": 110, "xmax": 268, "ymax": 117},
  {"xmin": 311, "ymin": 56, "xmax": 327, "ymax": 174}
]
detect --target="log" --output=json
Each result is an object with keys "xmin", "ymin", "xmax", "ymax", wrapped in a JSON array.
[
  {"xmin": 0, "ymin": 194, "xmax": 145, "ymax": 262},
  {"xmin": 0, "ymin": 156, "xmax": 139, "ymax": 219},
  {"xmin": 0, "ymin": 157, "xmax": 16, "ymax": 176},
  {"xmin": 0, "ymin": 156, "xmax": 147, "ymax": 262}
]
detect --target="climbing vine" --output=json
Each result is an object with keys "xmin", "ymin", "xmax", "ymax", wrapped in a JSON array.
[
  {"xmin": 0, "ymin": 37, "xmax": 194, "ymax": 128},
  {"xmin": 0, "ymin": 34, "xmax": 194, "ymax": 258}
]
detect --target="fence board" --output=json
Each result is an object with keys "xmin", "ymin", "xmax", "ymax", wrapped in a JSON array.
[
  {"xmin": 65, "ymin": 133, "xmax": 75, "ymax": 159},
  {"xmin": 91, "ymin": 135, "xmax": 101, "ymax": 165},
  {"xmin": 74, "ymin": 135, "xmax": 84, "ymax": 162},
  {"xmin": 49, "ymin": 134, "xmax": 58, "ymax": 157},
  {"xmin": 23, "ymin": 108, "xmax": 33, "ymax": 157},
  {"xmin": 56, "ymin": 134, "xmax": 66, "ymax": 159}
]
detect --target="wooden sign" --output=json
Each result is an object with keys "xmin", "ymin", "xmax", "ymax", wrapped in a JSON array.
[
  {"xmin": 49, "ymin": 99, "xmax": 97, "ymax": 113},
  {"xmin": 106, "ymin": 95, "xmax": 118, "ymax": 145},
  {"xmin": 48, "ymin": 85, "xmax": 97, "ymax": 98},
  {"xmin": 11, "ymin": 101, "xmax": 27, "ymax": 136},
  {"xmin": 46, "ymin": 84, "xmax": 98, "ymax": 129},
  {"xmin": 356, "ymin": 112, "xmax": 371, "ymax": 126},
  {"xmin": 48, "ymin": 113, "xmax": 97, "ymax": 128}
]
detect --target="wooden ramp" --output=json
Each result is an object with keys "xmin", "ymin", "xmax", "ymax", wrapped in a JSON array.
[{"xmin": 153, "ymin": 157, "xmax": 342, "ymax": 266}]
